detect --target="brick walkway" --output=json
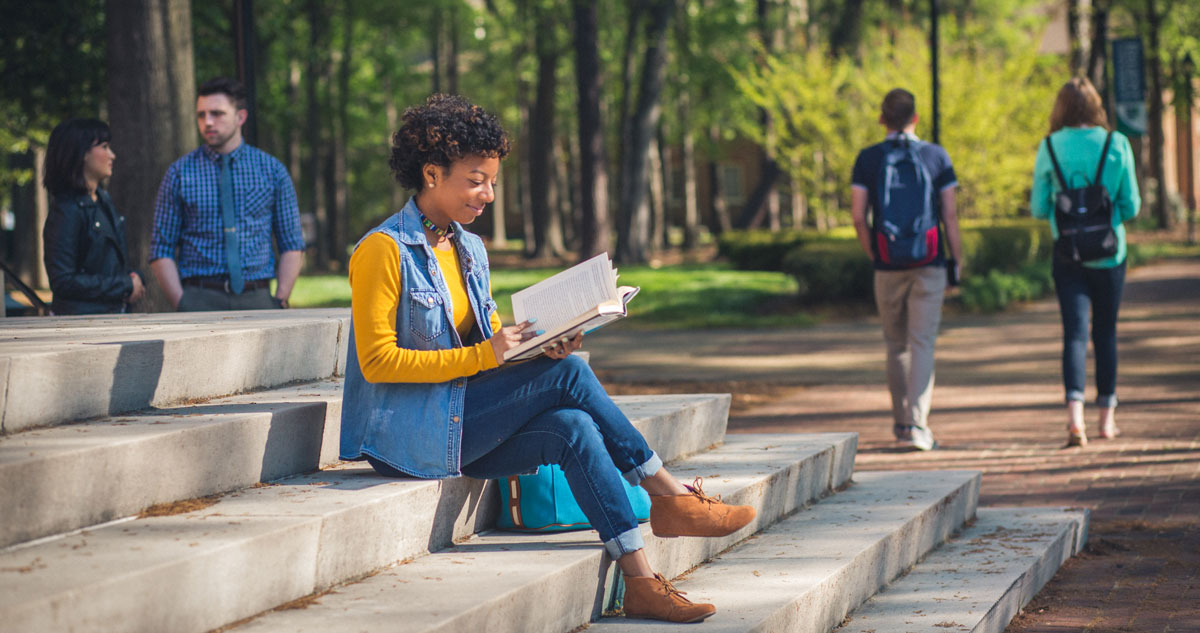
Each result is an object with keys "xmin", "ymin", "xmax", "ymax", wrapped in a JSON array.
[{"xmin": 591, "ymin": 258, "xmax": 1200, "ymax": 633}]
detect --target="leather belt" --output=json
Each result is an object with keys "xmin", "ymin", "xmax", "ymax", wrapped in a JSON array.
[{"xmin": 183, "ymin": 277, "xmax": 271, "ymax": 293}]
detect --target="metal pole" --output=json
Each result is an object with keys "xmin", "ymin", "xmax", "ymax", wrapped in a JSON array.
[
  {"xmin": 233, "ymin": 0, "xmax": 258, "ymax": 145},
  {"xmin": 1184, "ymin": 53, "xmax": 1196, "ymax": 244},
  {"xmin": 930, "ymin": 0, "xmax": 940, "ymax": 145}
]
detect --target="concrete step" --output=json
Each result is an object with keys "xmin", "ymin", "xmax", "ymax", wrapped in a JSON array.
[
  {"xmin": 590, "ymin": 469, "xmax": 982, "ymax": 633},
  {"xmin": 0, "ymin": 396, "xmax": 757, "ymax": 633},
  {"xmin": 0, "ymin": 432, "xmax": 856, "ymax": 633},
  {"xmin": 834, "ymin": 507, "xmax": 1088, "ymax": 633},
  {"xmin": 0, "ymin": 309, "xmax": 350, "ymax": 433},
  {"xmin": 220, "ymin": 433, "xmax": 859, "ymax": 633},
  {"xmin": 223, "ymin": 460, "xmax": 964, "ymax": 633},
  {"xmin": 0, "ymin": 379, "xmax": 344, "ymax": 549},
  {"xmin": 0, "ymin": 390, "xmax": 731, "ymax": 550}
]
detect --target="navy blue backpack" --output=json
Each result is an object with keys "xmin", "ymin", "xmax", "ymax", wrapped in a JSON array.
[{"xmin": 873, "ymin": 138, "xmax": 940, "ymax": 267}]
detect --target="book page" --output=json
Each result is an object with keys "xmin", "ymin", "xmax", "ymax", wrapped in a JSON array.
[{"xmin": 511, "ymin": 253, "xmax": 617, "ymax": 331}]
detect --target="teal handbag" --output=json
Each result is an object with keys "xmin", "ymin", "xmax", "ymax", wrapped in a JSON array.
[{"xmin": 495, "ymin": 464, "xmax": 651, "ymax": 532}]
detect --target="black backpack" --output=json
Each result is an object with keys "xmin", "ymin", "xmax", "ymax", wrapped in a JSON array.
[
  {"xmin": 1045, "ymin": 131, "xmax": 1118, "ymax": 263},
  {"xmin": 873, "ymin": 137, "xmax": 940, "ymax": 267}
]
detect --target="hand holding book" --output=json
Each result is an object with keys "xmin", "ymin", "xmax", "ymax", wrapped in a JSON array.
[{"xmin": 501, "ymin": 253, "xmax": 639, "ymax": 362}]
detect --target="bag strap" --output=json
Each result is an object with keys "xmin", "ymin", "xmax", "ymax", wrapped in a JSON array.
[
  {"xmin": 1044, "ymin": 135, "xmax": 1069, "ymax": 190},
  {"xmin": 1093, "ymin": 130, "xmax": 1114, "ymax": 185}
]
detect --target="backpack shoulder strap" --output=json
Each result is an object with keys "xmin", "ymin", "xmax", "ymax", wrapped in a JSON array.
[
  {"xmin": 1093, "ymin": 130, "xmax": 1114, "ymax": 185},
  {"xmin": 1044, "ymin": 135, "xmax": 1069, "ymax": 190}
]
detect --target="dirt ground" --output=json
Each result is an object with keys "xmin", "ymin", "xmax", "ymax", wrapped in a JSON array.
[{"xmin": 592, "ymin": 257, "xmax": 1200, "ymax": 633}]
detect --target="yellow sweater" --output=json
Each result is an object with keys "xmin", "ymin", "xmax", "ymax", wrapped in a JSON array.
[{"xmin": 349, "ymin": 232, "xmax": 502, "ymax": 383}]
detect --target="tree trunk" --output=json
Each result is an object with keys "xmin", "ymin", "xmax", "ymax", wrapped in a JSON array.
[
  {"xmin": 828, "ymin": 0, "xmax": 865, "ymax": 59},
  {"xmin": 105, "ymin": 0, "xmax": 195, "ymax": 311},
  {"xmin": 518, "ymin": 93, "xmax": 536, "ymax": 257},
  {"xmin": 331, "ymin": 0, "xmax": 351, "ymax": 269},
  {"xmin": 529, "ymin": 10, "xmax": 565, "ymax": 259},
  {"xmin": 306, "ymin": 0, "xmax": 328, "ymax": 269},
  {"xmin": 492, "ymin": 161, "xmax": 509, "ymax": 248},
  {"xmin": 1145, "ymin": 0, "xmax": 1170, "ymax": 229},
  {"xmin": 287, "ymin": 59, "xmax": 303, "ymax": 186},
  {"xmin": 708, "ymin": 126, "xmax": 732, "ymax": 235},
  {"xmin": 1067, "ymin": 0, "xmax": 1085, "ymax": 73},
  {"xmin": 658, "ymin": 128, "xmax": 675, "ymax": 249},
  {"xmin": 1088, "ymin": 2, "xmax": 1110, "ymax": 117},
  {"xmin": 383, "ymin": 69, "xmax": 405, "ymax": 213},
  {"xmin": 562, "ymin": 132, "xmax": 581, "ymax": 250},
  {"xmin": 431, "ymin": 5, "xmax": 442, "ymax": 94},
  {"xmin": 572, "ymin": 0, "xmax": 611, "ymax": 260},
  {"xmin": 681, "ymin": 105, "xmax": 700, "ymax": 250},
  {"xmin": 648, "ymin": 130, "xmax": 666, "ymax": 254},
  {"xmin": 6, "ymin": 150, "xmax": 48, "ymax": 290},
  {"xmin": 552, "ymin": 138, "xmax": 571, "ymax": 250},
  {"xmin": 616, "ymin": 0, "xmax": 672, "ymax": 264},
  {"xmin": 739, "ymin": 0, "xmax": 780, "ymax": 230}
]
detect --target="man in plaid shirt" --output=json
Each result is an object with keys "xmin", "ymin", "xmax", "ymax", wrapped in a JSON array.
[{"xmin": 150, "ymin": 77, "xmax": 304, "ymax": 311}]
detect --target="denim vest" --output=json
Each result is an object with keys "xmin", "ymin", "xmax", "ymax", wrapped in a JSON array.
[{"xmin": 339, "ymin": 198, "xmax": 498, "ymax": 478}]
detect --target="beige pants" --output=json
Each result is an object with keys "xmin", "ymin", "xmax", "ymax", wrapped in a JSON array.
[{"xmin": 873, "ymin": 266, "xmax": 946, "ymax": 432}]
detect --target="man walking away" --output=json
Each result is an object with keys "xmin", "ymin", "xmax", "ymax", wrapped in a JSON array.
[
  {"xmin": 849, "ymin": 88, "xmax": 963, "ymax": 451},
  {"xmin": 150, "ymin": 77, "xmax": 304, "ymax": 311}
]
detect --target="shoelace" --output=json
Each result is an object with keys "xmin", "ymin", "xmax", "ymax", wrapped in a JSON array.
[
  {"xmin": 686, "ymin": 477, "xmax": 724, "ymax": 505},
  {"xmin": 655, "ymin": 574, "xmax": 693, "ymax": 603}
]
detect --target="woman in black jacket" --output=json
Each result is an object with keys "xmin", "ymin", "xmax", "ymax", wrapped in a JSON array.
[{"xmin": 42, "ymin": 118, "xmax": 145, "ymax": 314}]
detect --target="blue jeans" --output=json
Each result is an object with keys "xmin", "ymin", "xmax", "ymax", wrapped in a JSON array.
[
  {"xmin": 366, "ymin": 355, "xmax": 660, "ymax": 559},
  {"xmin": 1052, "ymin": 259, "xmax": 1125, "ymax": 407}
]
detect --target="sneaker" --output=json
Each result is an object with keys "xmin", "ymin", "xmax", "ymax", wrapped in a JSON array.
[
  {"xmin": 623, "ymin": 573, "xmax": 716, "ymax": 623},
  {"xmin": 894, "ymin": 424, "xmax": 914, "ymax": 442},
  {"xmin": 907, "ymin": 426, "xmax": 936, "ymax": 451},
  {"xmin": 649, "ymin": 477, "xmax": 756, "ymax": 538}
]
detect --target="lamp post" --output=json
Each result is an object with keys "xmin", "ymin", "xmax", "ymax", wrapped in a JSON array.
[
  {"xmin": 1182, "ymin": 52, "xmax": 1196, "ymax": 244},
  {"xmin": 233, "ymin": 0, "xmax": 257, "ymax": 146},
  {"xmin": 930, "ymin": 0, "xmax": 940, "ymax": 145}
]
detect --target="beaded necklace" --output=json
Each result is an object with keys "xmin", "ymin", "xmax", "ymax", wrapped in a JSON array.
[{"xmin": 419, "ymin": 213, "xmax": 453, "ymax": 239}]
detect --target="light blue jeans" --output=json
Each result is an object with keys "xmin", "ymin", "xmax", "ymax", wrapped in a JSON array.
[{"xmin": 367, "ymin": 355, "xmax": 660, "ymax": 559}]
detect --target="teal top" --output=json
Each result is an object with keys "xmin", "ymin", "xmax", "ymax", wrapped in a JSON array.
[{"xmin": 1030, "ymin": 126, "xmax": 1140, "ymax": 268}]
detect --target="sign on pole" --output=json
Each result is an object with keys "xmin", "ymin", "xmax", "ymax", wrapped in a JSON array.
[{"xmin": 1112, "ymin": 37, "xmax": 1147, "ymax": 137}]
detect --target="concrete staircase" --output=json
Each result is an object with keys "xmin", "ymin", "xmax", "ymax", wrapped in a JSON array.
[{"xmin": 0, "ymin": 311, "xmax": 1087, "ymax": 633}]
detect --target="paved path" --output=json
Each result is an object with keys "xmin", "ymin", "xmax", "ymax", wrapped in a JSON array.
[{"xmin": 589, "ymin": 258, "xmax": 1200, "ymax": 633}]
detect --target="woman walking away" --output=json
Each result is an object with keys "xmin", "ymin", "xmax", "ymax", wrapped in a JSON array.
[
  {"xmin": 42, "ymin": 118, "xmax": 145, "ymax": 314},
  {"xmin": 1030, "ymin": 77, "xmax": 1140, "ymax": 447},
  {"xmin": 340, "ymin": 94, "xmax": 755, "ymax": 623}
]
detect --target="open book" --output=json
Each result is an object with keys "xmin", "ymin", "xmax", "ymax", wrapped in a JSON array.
[{"xmin": 503, "ymin": 253, "xmax": 640, "ymax": 362}]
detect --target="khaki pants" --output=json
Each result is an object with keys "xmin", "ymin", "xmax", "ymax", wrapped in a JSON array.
[{"xmin": 873, "ymin": 266, "xmax": 946, "ymax": 432}]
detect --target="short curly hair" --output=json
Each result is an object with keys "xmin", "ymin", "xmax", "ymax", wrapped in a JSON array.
[{"xmin": 389, "ymin": 94, "xmax": 511, "ymax": 191}]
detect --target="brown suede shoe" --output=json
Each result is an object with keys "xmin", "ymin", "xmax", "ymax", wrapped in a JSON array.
[
  {"xmin": 623, "ymin": 573, "xmax": 716, "ymax": 623},
  {"xmin": 650, "ymin": 477, "xmax": 756, "ymax": 538}
]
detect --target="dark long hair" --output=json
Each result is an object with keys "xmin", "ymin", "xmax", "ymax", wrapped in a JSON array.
[{"xmin": 43, "ymin": 118, "xmax": 112, "ymax": 196}]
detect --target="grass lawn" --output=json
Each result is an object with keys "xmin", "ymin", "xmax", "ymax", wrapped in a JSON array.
[{"xmin": 289, "ymin": 261, "xmax": 808, "ymax": 329}]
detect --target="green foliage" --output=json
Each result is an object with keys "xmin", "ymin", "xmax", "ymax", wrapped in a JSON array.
[
  {"xmin": 780, "ymin": 240, "xmax": 873, "ymax": 302},
  {"xmin": 0, "ymin": 0, "xmax": 106, "ymax": 198},
  {"xmin": 290, "ymin": 262, "xmax": 803, "ymax": 329},
  {"xmin": 734, "ymin": 6, "xmax": 1066, "ymax": 226},
  {"xmin": 958, "ymin": 219, "xmax": 1054, "ymax": 274},
  {"xmin": 957, "ymin": 264, "xmax": 1052, "ymax": 313},
  {"xmin": 716, "ymin": 229, "xmax": 810, "ymax": 270}
]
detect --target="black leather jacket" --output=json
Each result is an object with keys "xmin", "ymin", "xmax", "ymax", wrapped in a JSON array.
[{"xmin": 42, "ymin": 189, "xmax": 141, "ymax": 315}]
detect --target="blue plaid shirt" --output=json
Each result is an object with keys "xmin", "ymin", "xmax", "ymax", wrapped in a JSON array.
[{"xmin": 151, "ymin": 143, "xmax": 304, "ymax": 281}]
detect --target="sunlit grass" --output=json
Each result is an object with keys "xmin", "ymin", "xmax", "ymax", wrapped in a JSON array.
[{"xmin": 290, "ymin": 261, "xmax": 808, "ymax": 329}]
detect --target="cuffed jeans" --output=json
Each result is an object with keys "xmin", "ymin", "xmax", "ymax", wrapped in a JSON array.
[
  {"xmin": 368, "ymin": 355, "xmax": 659, "ymax": 559},
  {"xmin": 874, "ymin": 266, "xmax": 946, "ymax": 434},
  {"xmin": 1053, "ymin": 259, "xmax": 1125, "ymax": 407}
]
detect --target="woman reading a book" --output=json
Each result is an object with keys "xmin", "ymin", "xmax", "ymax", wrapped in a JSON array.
[{"xmin": 340, "ymin": 94, "xmax": 754, "ymax": 623}]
